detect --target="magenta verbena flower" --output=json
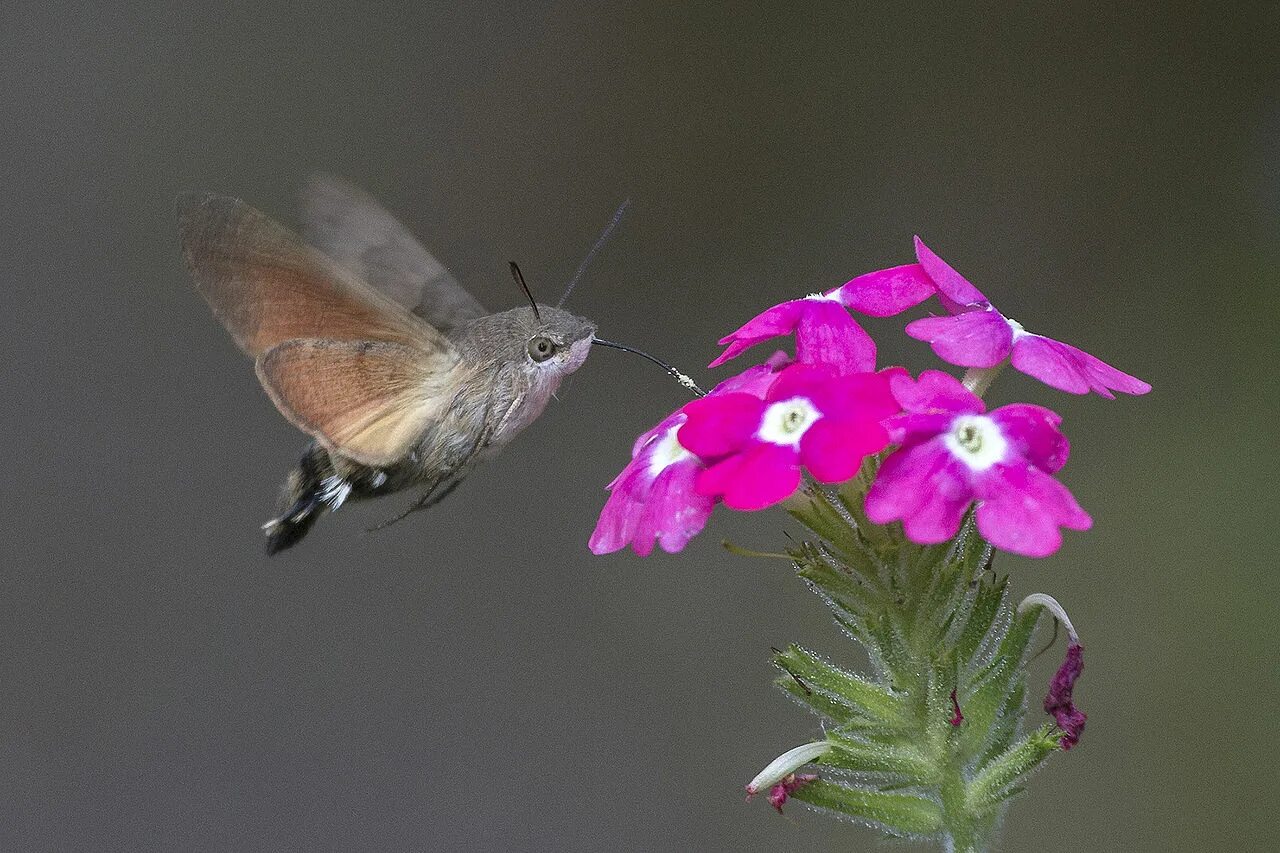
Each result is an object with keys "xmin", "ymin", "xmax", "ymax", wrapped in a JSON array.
[
  {"xmin": 906, "ymin": 237, "xmax": 1151, "ymax": 399},
  {"xmin": 589, "ymin": 357, "xmax": 789, "ymax": 556},
  {"xmin": 679, "ymin": 364, "xmax": 898, "ymax": 511},
  {"xmin": 864, "ymin": 370, "xmax": 1092, "ymax": 557},
  {"xmin": 588, "ymin": 410, "xmax": 713, "ymax": 557},
  {"xmin": 708, "ymin": 263, "xmax": 935, "ymax": 374},
  {"xmin": 1045, "ymin": 641, "xmax": 1087, "ymax": 750}
]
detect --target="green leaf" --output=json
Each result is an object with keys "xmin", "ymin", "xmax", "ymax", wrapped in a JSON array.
[
  {"xmin": 953, "ymin": 575, "xmax": 1007, "ymax": 666},
  {"xmin": 959, "ymin": 609, "xmax": 1040, "ymax": 760},
  {"xmin": 824, "ymin": 732, "xmax": 940, "ymax": 783},
  {"xmin": 863, "ymin": 608, "xmax": 917, "ymax": 690},
  {"xmin": 964, "ymin": 726, "xmax": 1061, "ymax": 816},
  {"xmin": 979, "ymin": 680, "xmax": 1026, "ymax": 767},
  {"xmin": 789, "ymin": 489, "xmax": 889, "ymax": 588},
  {"xmin": 791, "ymin": 780, "xmax": 943, "ymax": 836},
  {"xmin": 794, "ymin": 546, "xmax": 875, "ymax": 617},
  {"xmin": 774, "ymin": 645, "xmax": 904, "ymax": 724},
  {"xmin": 775, "ymin": 674, "xmax": 859, "ymax": 725}
]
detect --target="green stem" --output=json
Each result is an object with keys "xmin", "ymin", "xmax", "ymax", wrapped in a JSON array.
[
  {"xmin": 940, "ymin": 758, "xmax": 993, "ymax": 852},
  {"xmin": 914, "ymin": 587, "xmax": 995, "ymax": 850},
  {"xmin": 769, "ymin": 481, "xmax": 1050, "ymax": 849}
]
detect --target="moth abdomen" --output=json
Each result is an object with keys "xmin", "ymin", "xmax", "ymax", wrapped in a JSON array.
[{"xmin": 263, "ymin": 444, "xmax": 333, "ymax": 555}]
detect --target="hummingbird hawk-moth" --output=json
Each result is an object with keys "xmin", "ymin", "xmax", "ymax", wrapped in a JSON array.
[{"xmin": 178, "ymin": 176, "xmax": 601, "ymax": 554}]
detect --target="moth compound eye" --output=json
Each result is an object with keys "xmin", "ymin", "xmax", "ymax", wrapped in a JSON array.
[{"xmin": 527, "ymin": 336, "xmax": 556, "ymax": 363}]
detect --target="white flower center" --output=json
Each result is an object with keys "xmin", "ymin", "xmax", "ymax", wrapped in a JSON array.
[
  {"xmin": 647, "ymin": 426, "xmax": 692, "ymax": 477},
  {"xmin": 757, "ymin": 397, "xmax": 822, "ymax": 447},
  {"xmin": 943, "ymin": 414, "xmax": 1007, "ymax": 471}
]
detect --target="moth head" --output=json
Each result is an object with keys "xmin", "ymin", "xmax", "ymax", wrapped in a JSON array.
[
  {"xmin": 492, "ymin": 262, "xmax": 596, "ymax": 375},
  {"xmin": 456, "ymin": 305, "xmax": 596, "ymax": 376},
  {"xmin": 520, "ymin": 305, "xmax": 597, "ymax": 373}
]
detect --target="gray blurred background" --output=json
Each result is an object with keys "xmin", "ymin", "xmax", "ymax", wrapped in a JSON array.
[{"xmin": 2, "ymin": 2, "xmax": 1277, "ymax": 850}]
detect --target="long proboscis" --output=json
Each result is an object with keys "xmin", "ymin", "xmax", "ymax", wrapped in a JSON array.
[
  {"xmin": 592, "ymin": 337, "xmax": 705, "ymax": 397},
  {"xmin": 558, "ymin": 198, "xmax": 631, "ymax": 308}
]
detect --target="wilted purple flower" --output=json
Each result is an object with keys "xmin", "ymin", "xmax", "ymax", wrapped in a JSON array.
[
  {"xmin": 1045, "ymin": 642, "xmax": 1087, "ymax": 750},
  {"xmin": 905, "ymin": 237, "xmax": 1151, "ymax": 399},
  {"xmin": 1019, "ymin": 593, "xmax": 1088, "ymax": 749},
  {"xmin": 709, "ymin": 264, "xmax": 935, "ymax": 374},
  {"xmin": 766, "ymin": 773, "xmax": 818, "ymax": 813},
  {"xmin": 949, "ymin": 689, "xmax": 964, "ymax": 727},
  {"xmin": 864, "ymin": 370, "xmax": 1092, "ymax": 557}
]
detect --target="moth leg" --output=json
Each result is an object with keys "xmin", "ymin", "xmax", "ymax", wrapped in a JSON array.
[{"xmin": 365, "ymin": 477, "xmax": 463, "ymax": 533}]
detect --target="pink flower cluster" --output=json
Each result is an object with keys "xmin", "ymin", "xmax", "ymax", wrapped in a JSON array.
[{"xmin": 590, "ymin": 238, "xmax": 1148, "ymax": 558}]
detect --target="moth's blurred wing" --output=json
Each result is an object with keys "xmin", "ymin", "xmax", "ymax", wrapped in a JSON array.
[
  {"xmin": 300, "ymin": 174, "xmax": 488, "ymax": 331},
  {"xmin": 178, "ymin": 192, "xmax": 450, "ymax": 357},
  {"xmin": 256, "ymin": 339, "xmax": 461, "ymax": 467}
]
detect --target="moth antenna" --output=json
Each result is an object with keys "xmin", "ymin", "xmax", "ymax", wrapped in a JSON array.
[
  {"xmin": 557, "ymin": 197, "xmax": 631, "ymax": 308},
  {"xmin": 509, "ymin": 261, "xmax": 540, "ymax": 320},
  {"xmin": 592, "ymin": 337, "xmax": 705, "ymax": 397}
]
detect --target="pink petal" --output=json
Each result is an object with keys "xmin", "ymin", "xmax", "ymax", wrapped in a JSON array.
[
  {"xmin": 800, "ymin": 418, "xmax": 888, "ymax": 482},
  {"xmin": 834, "ymin": 262, "xmax": 936, "ymax": 317},
  {"xmin": 834, "ymin": 372, "xmax": 900, "ymax": 422},
  {"xmin": 708, "ymin": 355, "xmax": 790, "ymax": 398},
  {"xmin": 794, "ymin": 300, "xmax": 877, "ymax": 374},
  {"xmin": 709, "ymin": 300, "xmax": 807, "ymax": 368},
  {"xmin": 1011, "ymin": 335, "xmax": 1152, "ymax": 399},
  {"xmin": 633, "ymin": 461, "xmax": 715, "ymax": 555},
  {"xmin": 973, "ymin": 464, "xmax": 1092, "ymax": 557},
  {"xmin": 697, "ymin": 443, "xmax": 801, "ymax": 510},
  {"xmin": 765, "ymin": 362, "xmax": 834, "ymax": 404},
  {"xmin": 913, "ymin": 236, "xmax": 988, "ymax": 307},
  {"xmin": 905, "ymin": 310, "xmax": 1013, "ymax": 368},
  {"xmin": 989, "ymin": 404, "xmax": 1069, "ymax": 473},
  {"xmin": 864, "ymin": 440, "xmax": 972, "ymax": 543},
  {"xmin": 631, "ymin": 410, "xmax": 686, "ymax": 458},
  {"xmin": 883, "ymin": 410, "xmax": 954, "ymax": 445},
  {"xmin": 589, "ymin": 465, "xmax": 650, "ymax": 555},
  {"xmin": 889, "ymin": 369, "xmax": 985, "ymax": 416},
  {"xmin": 678, "ymin": 393, "xmax": 763, "ymax": 459}
]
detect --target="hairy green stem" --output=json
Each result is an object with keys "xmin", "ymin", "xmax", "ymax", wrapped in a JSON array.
[{"xmin": 768, "ymin": 484, "xmax": 1058, "ymax": 850}]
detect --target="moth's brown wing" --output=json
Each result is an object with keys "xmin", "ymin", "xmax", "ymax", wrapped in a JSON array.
[
  {"xmin": 256, "ymin": 339, "xmax": 462, "ymax": 467},
  {"xmin": 300, "ymin": 174, "xmax": 488, "ymax": 332},
  {"xmin": 178, "ymin": 192, "xmax": 450, "ymax": 357}
]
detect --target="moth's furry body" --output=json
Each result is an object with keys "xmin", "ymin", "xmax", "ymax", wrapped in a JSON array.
[
  {"xmin": 263, "ymin": 307, "xmax": 594, "ymax": 553},
  {"xmin": 179, "ymin": 177, "xmax": 595, "ymax": 554}
]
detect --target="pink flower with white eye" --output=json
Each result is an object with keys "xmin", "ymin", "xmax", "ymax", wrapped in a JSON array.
[
  {"xmin": 589, "ymin": 356, "xmax": 789, "ymax": 556},
  {"xmin": 906, "ymin": 237, "xmax": 1151, "ymax": 399},
  {"xmin": 864, "ymin": 370, "xmax": 1092, "ymax": 557},
  {"xmin": 709, "ymin": 264, "xmax": 936, "ymax": 374},
  {"xmin": 588, "ymin": 410, "xmax": 711, "ymax": 557},
  {"xmin": 678, "ymin": 364, "xmax": 899, "ymax": 511}
]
